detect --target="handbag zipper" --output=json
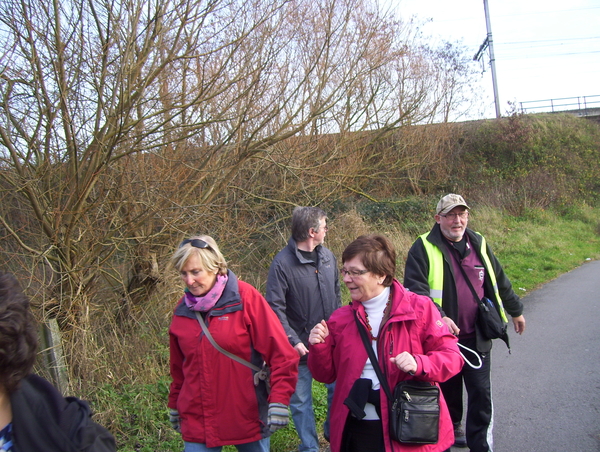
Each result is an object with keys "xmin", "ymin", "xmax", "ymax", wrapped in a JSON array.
[{"xmin": 403, "ymin": 408, "xmax": 438, "ymax": 421}]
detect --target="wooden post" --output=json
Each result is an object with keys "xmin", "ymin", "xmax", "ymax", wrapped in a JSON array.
[{"xmin": 40, "ymin": 319, "xmax": 69, "ymax": 394}]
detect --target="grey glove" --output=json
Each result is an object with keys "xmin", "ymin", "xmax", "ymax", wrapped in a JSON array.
[
  {"xmin": 267, "ymin": 402, "xmax": 289, "ymax": 432},
  {"xmin": 169, "ymin": 408, "xmax": 181, "ymax": 433}
]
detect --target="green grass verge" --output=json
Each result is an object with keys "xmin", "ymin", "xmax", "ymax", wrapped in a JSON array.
[
  {"xmin": 100, "ymin": 378, "xmax": 328, "ymax": 452},
  {"xmin": 470, "ymin": 204, "xmax": 600, "ymax": 294}
]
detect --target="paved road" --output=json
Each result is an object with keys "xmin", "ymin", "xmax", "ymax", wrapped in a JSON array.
[{"xmin": 452, "ymin": 259, "xmax": 600, "ymax": 452}]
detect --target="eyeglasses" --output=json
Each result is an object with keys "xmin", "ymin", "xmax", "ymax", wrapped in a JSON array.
[
  {"xmin": 440, "ymin": 211, "xmax": 469, "ymax": 220},
  {"xmin": 340, "ymin": 268, "xmax": 369, "ymax": 278},
  {"xmin": 179, "ymin": 238, "xmax": 213, "ymax": 251}
]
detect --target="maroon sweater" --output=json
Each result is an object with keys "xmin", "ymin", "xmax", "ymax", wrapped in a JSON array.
[{"xmin": 444, "ymin": 236, "xmax": 485, "ymax": 337}]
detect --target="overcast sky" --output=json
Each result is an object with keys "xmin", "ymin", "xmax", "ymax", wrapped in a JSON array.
[{"xmin": 392, "ymin": 0, "xmax": 600, "ymax": 119}]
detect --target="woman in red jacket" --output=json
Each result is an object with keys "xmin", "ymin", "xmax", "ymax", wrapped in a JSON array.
[
  {"xmin": 308, "ymin": 234, "xmax": 463, "ymax": 452},
  {"xmin": 168, "ymin": 235, "xmax": 299, "ymax": 452}
]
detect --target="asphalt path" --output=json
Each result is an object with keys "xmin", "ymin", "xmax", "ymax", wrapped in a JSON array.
[{"xmin": 451, "ymin": 259, "xmax": 600, "ymax": 452}]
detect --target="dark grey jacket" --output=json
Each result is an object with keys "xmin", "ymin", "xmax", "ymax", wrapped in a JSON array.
[{"xmin": 266, "ymin": 237, "xmax": 341, "ymax": 359}]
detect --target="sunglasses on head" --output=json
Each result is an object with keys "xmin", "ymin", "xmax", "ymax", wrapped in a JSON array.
[{"xmin": 179, "ymin": 238, "xmax": 213, "ymax": 251}]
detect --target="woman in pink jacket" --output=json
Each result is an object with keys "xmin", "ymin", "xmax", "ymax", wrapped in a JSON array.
[{"xmin": 308, "ymin": 234, "xmax": 463, "ymax": 452}]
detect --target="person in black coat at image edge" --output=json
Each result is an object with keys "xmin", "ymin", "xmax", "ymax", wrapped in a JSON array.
[{"xmin": 0, "ymin": 270, "xmax": 116, "ymax": 452}]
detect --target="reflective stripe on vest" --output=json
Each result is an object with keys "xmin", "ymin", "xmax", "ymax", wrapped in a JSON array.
[
  {"xmin": 419, "ymin": 232, "xmax": 508, "ymax": 322},
  {"xmin": 420, "ymin": 233, "xmax": 444, "ymax": 306}
]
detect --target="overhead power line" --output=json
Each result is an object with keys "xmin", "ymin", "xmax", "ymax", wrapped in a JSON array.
[
  {"xmin": 500, "ymin": 36, "xmax": 600, "ymax": 46},
  {"xmin": 498, "ymin": 49, "xmax": 600, "ymax": 61}
]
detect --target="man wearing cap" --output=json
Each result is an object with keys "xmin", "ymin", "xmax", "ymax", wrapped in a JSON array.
[{"xmin": 403, "ymin": 194, "xmax": 526, "ymax": 452}]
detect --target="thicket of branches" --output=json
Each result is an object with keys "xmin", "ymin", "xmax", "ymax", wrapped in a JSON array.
[{"xmin": 0, "ymin": 0, "xmax": 481, "ymax": 387}]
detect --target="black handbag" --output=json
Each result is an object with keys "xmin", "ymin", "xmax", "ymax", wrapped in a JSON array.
[
  {"xmin": 391, "ymin": 380, "xmax": 440, "ymax": 444},
  {"xmin": 477, "ymin": 296, "xmax": 506, "ymax": 340},
  {"xmin": 354, "ymin": 312, "xmax": 439, "ymax": 444}
]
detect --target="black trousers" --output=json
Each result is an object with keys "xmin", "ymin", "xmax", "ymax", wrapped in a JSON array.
[
  {"xmin": 440, "ymin": 336, "xmax": 493, "ymax": 452},
  {"xmin": 341, "ymin": 416, "xmax": 385, "ymax": 452}
]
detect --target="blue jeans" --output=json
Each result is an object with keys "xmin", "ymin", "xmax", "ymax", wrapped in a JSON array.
[
  {"xmin": 291, "ymin": 363, "xmax": 335, "ymax": 452},
  {"xmin": 183, "ymin": 438, "xmax": 269, "ymax": 452}
]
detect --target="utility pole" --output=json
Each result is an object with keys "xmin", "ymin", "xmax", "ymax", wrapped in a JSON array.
[{"xmin": 473, "ymin": 0, "xmax": 501, "ymax": 118}]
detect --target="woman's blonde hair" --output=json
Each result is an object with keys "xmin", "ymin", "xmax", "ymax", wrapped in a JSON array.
[{"xmin": 171, "ymin": 235, "xmax": 228, "ymax": 276}]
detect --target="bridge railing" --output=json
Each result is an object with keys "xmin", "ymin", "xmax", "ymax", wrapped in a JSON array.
[{"xmin": 520, "ymin": 95, "xmax": 600, "ymax": 116}]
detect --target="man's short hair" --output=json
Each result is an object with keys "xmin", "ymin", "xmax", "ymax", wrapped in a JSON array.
[{"xmin": 291, "ymin": 207, "xmax": 327, "ymax": 242}]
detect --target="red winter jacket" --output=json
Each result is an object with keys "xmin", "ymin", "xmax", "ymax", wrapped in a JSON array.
[
  {"xmin": 168, "ymin": 271, "xmax": 299, "ymax": 447},
  {"xmin": 308, "ymin": 279, "xmax": 463, "ymax": 452}
]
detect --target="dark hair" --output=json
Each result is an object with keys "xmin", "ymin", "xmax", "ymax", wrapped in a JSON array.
[
  {"xmin": 342, "ymin": 234, "xmax": 396, "ymax": 286},
  {"xmin": 0, "ymin": 272, "xmax": 39, "ymax": 393},
  {"xmin": 291, "ymin": 206, "xmax": 327, "ymax": 242}
]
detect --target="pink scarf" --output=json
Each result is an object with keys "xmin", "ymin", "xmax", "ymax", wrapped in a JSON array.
[{"xmin": 184, "ymin": 274, "xmax": 228, "ymax": 312}]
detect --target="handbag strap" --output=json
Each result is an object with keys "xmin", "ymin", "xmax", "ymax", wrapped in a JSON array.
[
  {"xmin": 195, "ymin": 311, "xmax": 261, "ymax": 372},
  {"xmin": 454, "ymin": 259, "xmax": 482, "ymax": 304},
  {"xmin": 354, "ymin": 311, "xmax": 393, "ymax": 402}
]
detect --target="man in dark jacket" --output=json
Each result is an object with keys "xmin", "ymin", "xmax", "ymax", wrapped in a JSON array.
[
  {"xmin": 266, "ymin": 206, "xmax": 341, "ymax": 452},
  {"xmin": 404, "ymin": 194, "xmax": 526, "ymax": 452}
]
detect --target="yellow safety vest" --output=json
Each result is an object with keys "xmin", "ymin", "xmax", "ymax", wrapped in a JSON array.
[{"xmin": 419, "ymin": 232, "xmax": 508, "ymax": 322}]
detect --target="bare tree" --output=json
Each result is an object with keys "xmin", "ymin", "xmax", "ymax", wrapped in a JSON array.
[{"xmin": 0, "ymin": 0, "xmax": 477, "ymax": 339}]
